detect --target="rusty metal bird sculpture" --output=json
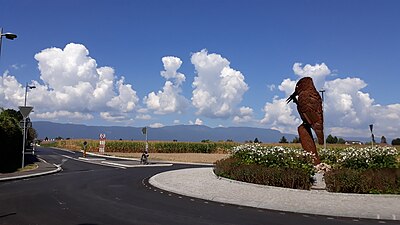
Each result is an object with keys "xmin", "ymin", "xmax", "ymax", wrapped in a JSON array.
[{"xmin": 287, "ymin": 77, "xmax": 323, "ymax": 165}]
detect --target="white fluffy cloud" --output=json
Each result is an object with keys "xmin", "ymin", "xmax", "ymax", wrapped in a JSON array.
[
  {"xmin": 149, "ymin": 122, "xmax": 164, "ymax": 128},
  {"xmin": 261, "ymin": 97, "xmax": 300, "ymax": 133},
  {"xmin": 144, "ymin": 56, "xmax": 189, "ymax": 114},
  {"xmin": 0, "ymin": 43, "xmax": 139, "ymax": 122},
  {"xmin": 233, "ymin": 106, "xmax": 255, "ymax": 123},
  {"xmin": 292, "ymin": 62, "xmax": 330, "ymax": 89},
  {"xmin": 189, "ymin": 118, "xmax": 203, "ymax": 125},
  {"xmin": 191, "ymin": 49, "xmax": 249, "ymax": 119},
  {"xmin": 262, "ymin": 62, "xmax": 400, "ymax": 138}
]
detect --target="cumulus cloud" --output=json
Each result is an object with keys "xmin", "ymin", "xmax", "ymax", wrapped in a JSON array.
[
  {"xmin": 35, "ymin": 111, "xmax": 93, "ymax": 120},
  {"xmin": 293, "ymin": 62, "xmax": 330, "ymax": 89},
  {"xmin": 144, "ymin": 56, "xmax": 189, "ymax": 114},
  {"xmin": 261, "ymin": 97, "xmax": 300, "ymax": 133},
  {"xmin": 189, "ymin": 118, "xmax": 203, "ymax": 125},
  {"xmin": 1, "ymin": 43, "xmax": 139, "ymax": 122},
  {"xmin": 149, "ymin": 122, "xmax": 164, "ymax": 128},
  {"xmin": 261, "ymin": 62, "xmax": 400, "ymax": 138},
  {"xmin": 135, "ymin": 114, "xmax": 152, "ymax": 120},
  {"xmin": 0, "ymin": 71, "xmax": 25, "ymax": 108},
  {"xmin": 191, "ymin": 49, "xmax": 249, "ymax": 119},
  {"xmin": 233, "ymin": 106, "xmax": 255, "ymax": 123}
]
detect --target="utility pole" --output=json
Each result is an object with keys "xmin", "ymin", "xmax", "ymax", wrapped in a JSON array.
[{"xmin": 319, "ymin": 88, "xmax": 326, "ymax": 150}]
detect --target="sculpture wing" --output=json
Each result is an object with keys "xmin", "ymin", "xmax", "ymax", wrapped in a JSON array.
[{"xmin": 297, "ymin": 90, "xmax": 324, "ymax": 145}]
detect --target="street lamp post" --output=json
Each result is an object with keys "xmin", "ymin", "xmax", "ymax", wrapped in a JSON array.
[
  {"xmin": 20, "ymin": 83, "xmax": 35, "ymax": 168},
  {"xmin": 319, "ymin": 88, "xmax": 326, "ymax": 150},
  {"xmin": 25, "ymin": 82, "xmax": 36, "ymax": 106},
  {"xmin": 0, "ymin": 28, "xmax": 17, "ymax": 59}
]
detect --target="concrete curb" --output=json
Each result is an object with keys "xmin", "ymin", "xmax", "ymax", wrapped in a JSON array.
[
  {"xmin": 149, "ymin": 167, "xmax": 400, "ymax": 221},
  {"xmin": 0, "ymin": 159, "xmax": 62, "ymax": 182}
]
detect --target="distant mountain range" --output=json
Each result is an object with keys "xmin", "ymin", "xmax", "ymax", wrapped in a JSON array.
[
  {"xmin": 33, "ymin": 121, "xmax": 376, "ymax": 143},
  {"xmin": 33, "ymin": 121, "xmax": 297, "ymax": 143}
]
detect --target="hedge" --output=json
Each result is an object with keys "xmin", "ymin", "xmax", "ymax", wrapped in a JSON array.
[{"xmin": 214, "ymin": 157, "xmax": 312, "ymax": 190}]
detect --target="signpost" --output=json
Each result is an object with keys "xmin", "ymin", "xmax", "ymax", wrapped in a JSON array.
[
  {"xmin": 141, "ymin": 127, "xmax": 149, "ymax": 164},
  {"xmin": 19, "ymin": 106, "xmax": 33, "ymax": 168},
  {"xmin": 369, "ymin": 124, "xmax": 375, "ymax": 147},
  {"xmin": 99, "ymin": 133, "xmax": 106, "ymax": 153},
  {"xmin": 142, "ymin": 127, "xmax": 148, "ymax": 153}
]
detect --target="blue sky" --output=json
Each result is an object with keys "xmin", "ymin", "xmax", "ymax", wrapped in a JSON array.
[{"xmin": 1, "ymin": 0, "xmax": 399, "ymax": 138}]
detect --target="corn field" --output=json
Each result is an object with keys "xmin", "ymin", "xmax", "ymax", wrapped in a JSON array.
[{"xmin": 47, "ymin": 139, "xmax": 400, "ymax": 156}]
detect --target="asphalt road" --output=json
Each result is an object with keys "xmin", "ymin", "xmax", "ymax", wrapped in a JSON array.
[{"xmin": 0, "ymin": 147, "xmax": 396, "ymax": 225}]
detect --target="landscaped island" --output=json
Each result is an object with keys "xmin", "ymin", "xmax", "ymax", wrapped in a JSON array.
[{"xmin": 215, "ymin": 144, "xmax": 400, "ymax": 194}]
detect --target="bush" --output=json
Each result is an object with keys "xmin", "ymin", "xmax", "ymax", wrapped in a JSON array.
[
  {"xmin": 325, "ymin": 168, "xmax": 400, "ymax": 194},
  {"xmin": 232, "ymin": 144, "xmax": 315, "ymax": 175},
  {"xmin": 392, "ymin": 138, "xmax": 400, "ymax": 145},
  {"xmin": 319, "ymin": 146, "xmax": 399, "ymax": 169},
  {"xmin": 0, "ymin": 111, "xmax": 23, "ymax": 172},
  {"xmin": 214, "ymin": 157, "xmax": 312, "ymax": 190},
  {"xmin": 214, "ymin": 144, "xmax": 315, "ymax": 190}
]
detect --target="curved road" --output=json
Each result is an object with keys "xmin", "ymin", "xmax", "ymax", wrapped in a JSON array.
[{"xmin": 0, "ymin": 147, "xmax": 395, "ymax": 225}]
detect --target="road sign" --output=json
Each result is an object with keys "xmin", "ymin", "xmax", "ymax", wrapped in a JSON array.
[
  {"xmin": 19, "ymin": 120, "xmax": 32, "ymax": 128},
  {"xmin": 18, "ymin": 106, "xmax": 33, "ymax": 118},
  {"xmin": 99, "ymin": 133, "xmax": 106, "ymax": 153},
  {"xmin": 100, "ymin": 133, "xmax": 106, "ymax": 139}
]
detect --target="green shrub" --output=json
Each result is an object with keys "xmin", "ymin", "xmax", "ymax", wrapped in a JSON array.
[
  {"xmin": 0, "ymin": 111, "xmax": 23, "ymax": 172},
  {"xmin": 214, "ymin": 144, "xmax": 315, "ymax": 190},
  {"xmin": 325, "ymin": 168, "xmax": 400, "ymax": 194},
  {"xmin": 232, "ymin": 144, "xmax": 315, "ymax": 175},
  {"xmin": 319, "ymin": 146, "xmax": 399, "ymax": 169},
  {"xmin": 214, "ymin": 157, "xmax": 312, "ymax": 190}
]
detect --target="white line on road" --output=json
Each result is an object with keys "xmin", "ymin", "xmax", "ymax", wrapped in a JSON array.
[{"xmin": 61, "ymin": 155, "xmax": 126, "ymax": 169}]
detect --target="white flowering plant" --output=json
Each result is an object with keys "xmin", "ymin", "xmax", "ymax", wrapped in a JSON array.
[
  {"xmin": 319, "ymin": 146, "xmax": 399, "ymax": 169},
  {"xmin": 231, "ymin": 144, "xmax": 315, "ymax": 175}
]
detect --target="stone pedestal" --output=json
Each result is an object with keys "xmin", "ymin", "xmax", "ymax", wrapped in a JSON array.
[{"xmin": 311, "ymin": 172, "xmax": 326, "ymax": 190}]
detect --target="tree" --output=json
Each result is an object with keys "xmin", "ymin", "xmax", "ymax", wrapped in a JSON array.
[
  {"xmin": 291, "ymin": 137, "xmax": 300, "ymax": 143},
  {"xmin": 3, "ymin": 109, "xmax": 23, "ymax": 121},
  {"xmin": 279, "ymin": 136, "xmax": 288, "ymax": 143},
  {"xmin": 254, "ymin": 138, "xmax": 259, "ymax": 143},
  {"xmin": 380, "ymin": 136, "xmax": 387, "ymax": 144},
  {"xmin": 0, "ymin": 110, "xmax": 23, "ymax": 172},
  {"xmin": 326, "ymin": 134, "xmax": 338, "ymax": 144},
  {"xmin": 338, "ymin": 138, "xmax": 346, "ymax": 144},
  {"xmin": 326, "ymin": 134, "xmax": 334, "ymax": 144},
  {"xmin": 333, "ymin": 136, "xmax": 338, "ymax": 144},
  {"xmin": 392, "ymin": 138, "xmax": 400, "ymax": 145}
]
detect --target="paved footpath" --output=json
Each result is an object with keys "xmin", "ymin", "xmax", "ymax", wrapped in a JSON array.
[
  {"xmin": 0, "ymin": 158, "xmax": 61, "ymax": 182},
  {"xmin": 150, "ymin": 167, "xmax": 400, "ymax": 221}
]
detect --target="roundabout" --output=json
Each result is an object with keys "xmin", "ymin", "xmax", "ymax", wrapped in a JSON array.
[{"xmin": 150, "ymin": 167, "xmax": 400, "ymax": 221}]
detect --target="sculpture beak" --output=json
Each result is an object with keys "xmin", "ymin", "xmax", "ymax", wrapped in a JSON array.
[{"xmin": 286, "ymin": 93, "xmax": 297, "ymax": 104}]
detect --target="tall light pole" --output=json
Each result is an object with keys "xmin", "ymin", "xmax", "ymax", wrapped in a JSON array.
[
  {"xmin": 20, "ymin": 83, "xmax": 35, "ymax": 168},
  {"xmin": 25, "ymin": 82, "xmax": 36, "ymax": 106},
  {"xmin": 0, "ymin": 28, "xmax": 18, "ymax": 59},
  {"xmin": 319, "ymin": 88, "xmax": 326, "ymax": 150}
]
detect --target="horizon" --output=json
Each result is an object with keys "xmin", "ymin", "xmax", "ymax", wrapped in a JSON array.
[{"xmin": 1, "ymin": 1, "xmax": 399, "ymax": 139}]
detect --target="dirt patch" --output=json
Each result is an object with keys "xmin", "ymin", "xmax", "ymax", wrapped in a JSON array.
[{"xmin": 105, "ymin": 152, "xmax": 230, "ymax": 164}]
